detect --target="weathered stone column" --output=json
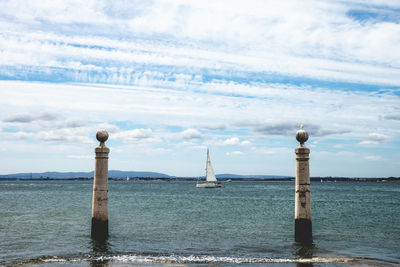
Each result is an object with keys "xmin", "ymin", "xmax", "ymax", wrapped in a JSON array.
[
  {"xmin": 295, "ymin": 125, "xmax": 312, "ymax": 244},
  {"xmin": 91, "ymin": 130, "xmax": 110, "ymax": 240}
]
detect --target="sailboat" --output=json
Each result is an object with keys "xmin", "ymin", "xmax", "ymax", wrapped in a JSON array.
[{"xmin": 196, "ymin": 149, "xmax": 222, "ymax": 188}]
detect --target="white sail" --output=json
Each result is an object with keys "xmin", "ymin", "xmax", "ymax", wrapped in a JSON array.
[
  {"xmin": 196, "ymin": 148, "xmax": 221, "ymax": 188},
  {"xmin": 206, "ymin": 149, "xmax": 217, "ymax": 182}
]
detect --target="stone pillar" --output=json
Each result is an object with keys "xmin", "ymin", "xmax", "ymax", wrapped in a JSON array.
[
  {"xmin": 295, "ymin": 125, "xmax": 312, "ymax": 244},
  {"xmin": 91, "ymin": 130, "xmax": 110, "ymax": 240}
]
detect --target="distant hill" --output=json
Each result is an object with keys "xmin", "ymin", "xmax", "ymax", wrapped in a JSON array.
[
  {"xmin": 0, "ymin": 171, "xmax": 292, "ymax": 180},
  {"xmin": 108, "ymin": 170, "xmax": 170, "ymax": 178},
  {"xmin": 216, "ymin": 174, "xmax": 292, "ymax": 179},
  {"xmin": 0, "ymin": 171, "xmax": 397, "ymax": 181},
  {"xmin": 0, "ymin": 170, "xmax": 170, "ymax": 179}
]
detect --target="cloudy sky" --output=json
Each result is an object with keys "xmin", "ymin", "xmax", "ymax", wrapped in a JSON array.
[{"xmin": 0, "ymin": 0, "xmax": 399, "ymax": 177}]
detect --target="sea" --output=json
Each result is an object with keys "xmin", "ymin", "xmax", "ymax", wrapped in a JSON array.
[{"xmin": 0, "ymin": 180, "xmax": 399, "ymax": 266}]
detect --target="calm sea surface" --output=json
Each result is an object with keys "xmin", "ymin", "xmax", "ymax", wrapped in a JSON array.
[{"xmin": 0, "ymin": 180, "xmax": 399, "ymax": 266}]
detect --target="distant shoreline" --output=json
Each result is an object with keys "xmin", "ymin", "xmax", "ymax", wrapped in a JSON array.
[
  {"xmin": 2, "ymin": 170, "xmax": 398, "ymax": 182},
  {"xmin": 1, "ymin": 177, "xmax": 399, "ymax": 182}
]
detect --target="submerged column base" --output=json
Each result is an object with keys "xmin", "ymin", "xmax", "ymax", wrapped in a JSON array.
[
  {"xmin": 91, "ymin": 218, "xmax": 109, "ymax": 240},
  {"xmin": 295, "ymin": 218, "xmax": 312, "ymax": 244}
]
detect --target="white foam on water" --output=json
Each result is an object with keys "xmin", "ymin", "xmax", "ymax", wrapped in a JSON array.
[
  {"xmin": 43, "ymin": 258, "xmax": 67, "ymax": 262},
  {"xmin": 95, "ymin": 254, "xmax": 354, "ymax": 264},
  {"xmin": 42, "ymin": 256, "xmax": 86, "ymax": 263},
  {"xmin": 32, "ymin": 254, "xmax": 398, "ymax": 266}
]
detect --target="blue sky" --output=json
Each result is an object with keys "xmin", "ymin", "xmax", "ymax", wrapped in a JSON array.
[{"xmin": 0, "ymin": 0, "xmax": 399, "ymax": 177}]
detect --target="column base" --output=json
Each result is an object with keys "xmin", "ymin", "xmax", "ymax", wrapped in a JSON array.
[
  {"xmin": 295, "ymin": 218, "xmax": 312, "ymax": 244},
  {"xmin": 91, "ymin": 218, "xmax": 108, "ymax": 240}
]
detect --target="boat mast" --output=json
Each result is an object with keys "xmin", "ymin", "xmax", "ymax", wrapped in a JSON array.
[{"xmin": 206, "ymin": 148, "xmax": 210, "ymax": 177}]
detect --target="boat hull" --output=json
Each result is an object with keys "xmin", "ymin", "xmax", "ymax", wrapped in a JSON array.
[{"xmin": 196, "ymin": 182, "xmax": 222, "ymax": 188}]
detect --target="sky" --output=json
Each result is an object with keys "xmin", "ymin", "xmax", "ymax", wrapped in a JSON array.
[{"xmin": 0, "ymin": 0, "xmax": 399, "ymax": 177}]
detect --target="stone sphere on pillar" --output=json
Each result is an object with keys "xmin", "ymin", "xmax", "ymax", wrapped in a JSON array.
[
  {"xmin": 296, "ymin": 124, "xmax": 308, "ymax": 146},
  {"xmin": 96, "ymin": 130, "xmax": 109, "ymax": 145}
]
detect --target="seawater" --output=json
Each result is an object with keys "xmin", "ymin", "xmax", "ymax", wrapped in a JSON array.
[{"xmin": 0, "ymin": 180, "xmax": 399, "ymax": 266}]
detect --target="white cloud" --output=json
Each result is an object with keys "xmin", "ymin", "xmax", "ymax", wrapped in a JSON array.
[
  {"xmin": 223, "ymin": 137, "xmax": 240, "ymax": 146},
  {"xmin": 201, "ymin": 124, "xmax": 226, "ymax": 131},
  {"xmin": 12, "ymin": 131, "xmax": 34, "ymax": 139},
  {"xmin": 63, "ymin": 119, "xmax": 86, "ymax": 128},
  {"xmin": 359, "ymin": 140, "xmax": 380, "ymax": 146},
  {"xmin": 366, "ymin": 132, "xmax": 391, "ymax": 142},
  {"xmin": 113, "ymin": 128, "xmax": 153, "ymax": 141},
  {"xmin": 1, "ymin": 1, "xmax": 400, "ymax": 86},
  {"xmin": 241, "ymin": 140, "xmax": 252, "ymax": 146},
  {"xmin": 36, "ymin": 129, "xmax": 93, "ymax": 144},
  {"xmin": 174, "ymin": 141, "xmax": 196, "ymax": 148},
  {"xmin": 3, "ymin": 114, "xmax": 34, "ymax": 123},
  {"xmin": 178, "ymin": 128, "xmax": 203, "ymax": 140},
  {"xmin": 359, "ymin": 132, "xmax": 391, "ymax": 145},
  {"xmin": 3, "ymin": 126, "xmax": 93, "ymax": 144},
  {"xmin": 3, "ymin": 112, "xmax": 58, "ymax": 123},
  {"xmin": 384, "ymin": 114, "xmax": 400, "ymax": 121},
  {"xmin": 0, "ymin": 80, "xmax": 398, "ymax": 144},
  {"xmin": 222, "ymin": 137, "xmax": 252, "ymax": 147}
]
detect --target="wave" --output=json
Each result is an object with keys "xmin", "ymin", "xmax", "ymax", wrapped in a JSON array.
[
  {"xmin": 11, "ymin": 253, "xmax": 400, "ymax": 266},
  {"xmin": 96, "ymin": 254, "xmax": 356, "ymax": 264},
  {"xmin": 26, "ymin": 254, "xmax": 355, "ymax": 265}
]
